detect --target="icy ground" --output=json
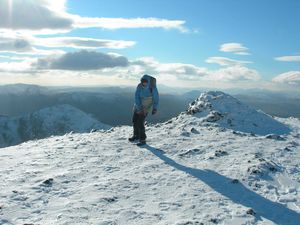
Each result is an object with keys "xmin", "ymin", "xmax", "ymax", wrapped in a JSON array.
[{"xmin": 0, "ymin": 92, "xmax": 300, "ymax": 225}]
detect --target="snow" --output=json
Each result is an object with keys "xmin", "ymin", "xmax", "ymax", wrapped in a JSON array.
[
  {"xmin": 187, "ymin": 91, "xmax": 291, "ymax": 135},
  {"xmin": 0, "ymin": 92, "xmax": 300, "ymax": 225},
  {"xmin": 0, "ymin": 104, "xmax": 111, "ymax": 148}
]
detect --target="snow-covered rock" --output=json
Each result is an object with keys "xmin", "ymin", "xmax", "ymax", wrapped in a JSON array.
[
  {"xmin": 187, "ymin": 91, "xmax": 291, "ymax": 135},
  {"xmin": 0, "ymin": 104, "xmax": 110, "ymax": 148}
]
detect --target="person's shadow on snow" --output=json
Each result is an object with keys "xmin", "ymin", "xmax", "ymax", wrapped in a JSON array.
[{"xmin": 143, "ymin": 144, "xmax": 300, "ymax": 225}]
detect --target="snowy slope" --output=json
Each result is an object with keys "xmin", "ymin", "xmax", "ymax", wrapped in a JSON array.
[
  {"xmin": 0, "ymin": 104, "xmax": 111, "ymax": 148},
  {"xmin": 187, "ymin": 91, "xmax": 291, "ymax": 135},
  {"xmin": 0, "ymin": 92, "xmax": 300, "ymax": 225}
]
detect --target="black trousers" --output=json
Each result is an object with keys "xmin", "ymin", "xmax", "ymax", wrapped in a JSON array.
[{"xmin": 132, "ymin": 111, "xmax": 147, "ymax": 141}]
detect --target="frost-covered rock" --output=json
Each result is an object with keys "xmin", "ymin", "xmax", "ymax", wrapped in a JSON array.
[
  {"xmin": 265, "ymin": 134, "xmax": 285, "ymax": 141},
  {"xmin": 187, "ymin": 91, "xmax": 291, "ymax": 135}
]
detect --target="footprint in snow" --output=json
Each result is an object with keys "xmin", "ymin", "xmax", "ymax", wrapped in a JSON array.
[
  {"xmin": 159, "ymin": 202, "xmax": 182, "ymax": 211},
  {"xmin": 177, "ymin": 221, "xmax": 204, "ymax": 225},
  {"xmin": 190, "ymin": 127, "xmax": 200, "ymax": 134},
  {"xmin": 41, "ymin": 178, "xmax": 54, "ymax": 186},
  {"xmin": 101, "ymin": 196, "xmax": 118, "ymax": 203},
  {"xmin": 214, "ymin": 150, "xmax": 228, "ymax": 157}
]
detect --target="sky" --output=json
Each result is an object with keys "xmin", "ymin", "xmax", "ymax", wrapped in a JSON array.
[{"xmin": 0, "ymin": 0, "xmax": 299, "ymax": 91}]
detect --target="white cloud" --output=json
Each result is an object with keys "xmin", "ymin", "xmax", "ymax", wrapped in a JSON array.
[
  {"xmin": 206, "ymin": 57, "xmax": 252, "ymax": 66},
  {"xmin": 0, "ymin": 0, "xmax": 188, "ymax": 34},
  {"xmin": 128, "ymin": 57, "xmax": 260, "ymax": 83},
  {"xmin": 33, "ymin": 50, "xmax": 129, "ymax": 70},
  {"xmin": 212, "ymin": 66, "xmax": 260, "ymax": 81},
  {"xmin": 272, "ymin": 71, "xmax": 300, "ymax": 85},
  {"xmin": 220, "ymin": 43, "xmax": 250, "ymax": 55},
  {"xmin": 32, "ymin": 36, "xmax": 136, "ymax": 49},
  {"xmin": 40, "ymin": 0, "xmax": 68, "ymax": 12},
  {"xmin": 0, "ymin": 0, "xmax": 72, "ymax": 34},
  {"xmin": 234, "ymin": 52, "xmax": 250, "ymax": 56},
  {"xmin": 0, "ymin": 39, "xmax": 64, "ymax": 57},
  {"xmin": 0, "ymin": 60, "xmax": 35, "ymax": 73},
  {"xmin": 0, "ymin": 34, "xmax": 64, "ymax": 55},
  {"xmin": 0, "ymin": 55, "xmax": 33, "ymax": 61},
  {"xmin": 274, "ymin": 56, "xmax": 300, "ymax": 62},
  {"xmin": 131, "ymin": 57, "xmax": 209, "ymax": 81},
  {"xmin": 0, "ymin": 36, "xmax": 33, "ymax": 52},
  {"xmin": 0, "ymin": 32, "xmax": 66, "ymax": 55},
  {"xmin": 72, "ymin": 16, "xmax": 188, "ymax": 32},
  {"xmin": 0, "ymin": 32, "xmax": 135, "ymax": 58},
  {"xmin": 0, "ymin": 53, "xmax": 262, "ymax": 88}
]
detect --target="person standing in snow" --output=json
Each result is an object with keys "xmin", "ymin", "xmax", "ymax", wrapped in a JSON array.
[{"xmin": 128, "ymin": 74, "xmax": 159, "ymax": 146}]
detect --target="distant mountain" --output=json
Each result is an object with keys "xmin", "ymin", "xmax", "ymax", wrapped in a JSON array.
[
  {"xmin": 233, "ymin": 93, "xmax": 300, "ymax": 119},
  {"xmin": 0, "ymin": 84, "xmax": 188, "ymax": 125},
  {"xmin": 0, "ymin": 84, "xmax": 299, "ymax": 128},
  {"xmin": 0, "ymin": 83, "xmax": 51, "ymax": 95},
  {"xmin": 0, "ymin": 104, "xmax": 110, "ymax": 148}
]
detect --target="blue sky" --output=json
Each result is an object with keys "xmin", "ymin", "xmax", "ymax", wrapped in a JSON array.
[
  {"xmin": 66, "ymin": 0, "xmax": 300, "ymax": 75},
  {"xmin": 0, "ymin": 0, "xmax": 299, "ymax": 90}
]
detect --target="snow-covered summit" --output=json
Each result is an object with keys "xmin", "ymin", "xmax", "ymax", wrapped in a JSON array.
[
  {"xmin": 0, "ymin": 104, "xmax": 111, "ymax": 148},
  {"xmin": 186, "ymin": 91, "xmax": 291, "ymax": 135},
  {"xmin": 22, "ymin": 104, "xmax": 111, "ymax": 133}
]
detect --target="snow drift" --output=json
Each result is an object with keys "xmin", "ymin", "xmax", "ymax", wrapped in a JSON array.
[{"xmin": 187, "ymin": 91, "xmax": 291, "ymax": 135}]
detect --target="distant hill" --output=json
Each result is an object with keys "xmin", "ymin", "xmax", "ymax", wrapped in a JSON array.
[
  {"xmin": 0, "ymin": 104, "xmax": 110, "ymax": 148},
  {"xmin": 0, "ymin": 84, "xmax": 299, "ymax": 128}
]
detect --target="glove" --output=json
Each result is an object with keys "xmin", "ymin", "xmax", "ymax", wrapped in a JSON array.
[{"xmin": 152, "ymin": 108, "xmax": 157, "ymax": 115}]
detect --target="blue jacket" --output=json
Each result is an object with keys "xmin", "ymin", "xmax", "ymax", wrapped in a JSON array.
[{"xmin": 134, "ymin": 75, "xmax": 159, "ymax": 111}]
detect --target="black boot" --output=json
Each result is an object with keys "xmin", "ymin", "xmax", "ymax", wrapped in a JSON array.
[
  {"xmin": 137, "ymin": 140, "xmax": 146, "ymax": 146},
  {"xmin": 128, "ymin": 136, "xmax": 138, "ymax": 142}
]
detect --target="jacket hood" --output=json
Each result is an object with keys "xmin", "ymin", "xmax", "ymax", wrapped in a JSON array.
[{"xmin": 140, "ymin": 74, "xmax": 151, "ymax": 83}]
